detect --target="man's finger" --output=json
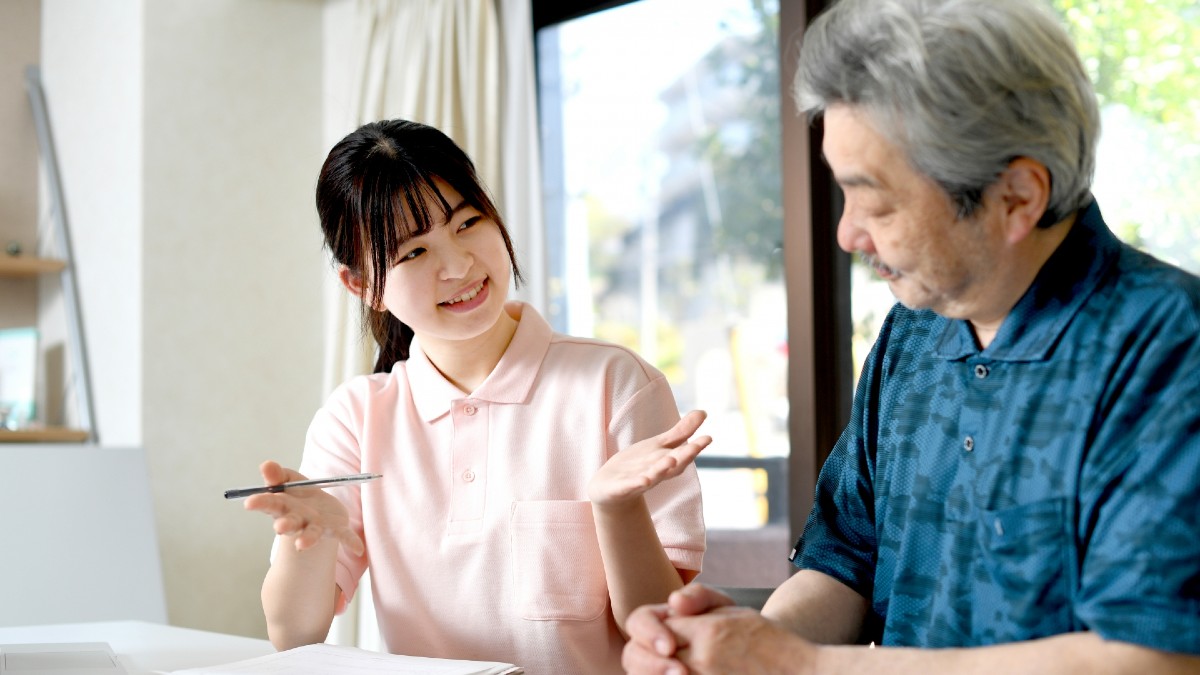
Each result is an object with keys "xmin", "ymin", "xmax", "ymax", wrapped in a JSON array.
[
  {"xmin": 626, "ymin": 603, "xmax": 678, "ymax": 656},
  {"xmin": 668, "ymin": 583, "xmax": 735, "ymax": 616}
]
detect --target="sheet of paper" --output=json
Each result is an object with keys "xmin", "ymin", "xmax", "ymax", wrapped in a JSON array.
[{"xmin": 164, "ymin": 643, "xmax": 522, "ymax": 675}]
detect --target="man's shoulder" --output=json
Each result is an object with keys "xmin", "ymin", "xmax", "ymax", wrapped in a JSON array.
[{"xmin": 1101, "ymin": 245, "xmax": 1200, "ymax": 331}]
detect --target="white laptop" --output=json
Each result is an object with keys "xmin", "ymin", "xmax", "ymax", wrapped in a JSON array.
[{"xmin": 0, "ymin": 642, "xmax": 128, "ymax": 674}]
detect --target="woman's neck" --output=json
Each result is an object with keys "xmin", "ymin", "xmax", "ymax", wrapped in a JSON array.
[{"xmin": 418, "ymin": 305, "xmax": 520, "ymax": 394}]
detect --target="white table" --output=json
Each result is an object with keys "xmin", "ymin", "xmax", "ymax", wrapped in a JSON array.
[{"xmin": 0, "ymin": 621, "xmax": 275, "ymax": 674}]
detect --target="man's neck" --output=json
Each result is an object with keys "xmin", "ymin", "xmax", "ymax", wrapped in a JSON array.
[{"xmin": 970, "ymin": 213, "xmax": 1077, "ymax": 349}]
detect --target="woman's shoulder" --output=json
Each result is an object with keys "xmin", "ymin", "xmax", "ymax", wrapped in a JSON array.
[
  {"xmin": 324, "ymin": 367, "xmax": 410, "ymax": 410},
  {"xmin": 544, "ymin": 332, "xmax": 666, "ymax": 385}
]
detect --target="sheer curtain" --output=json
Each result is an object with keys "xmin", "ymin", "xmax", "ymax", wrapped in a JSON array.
[{"xmin": 320, "ymin": 0, "xmax": 544, "ymax": 650}]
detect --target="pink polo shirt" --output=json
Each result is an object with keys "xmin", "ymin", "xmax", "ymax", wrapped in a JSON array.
[{"xmin": 296, "ymin": 302, "xmax": 705, "ymax": 675}]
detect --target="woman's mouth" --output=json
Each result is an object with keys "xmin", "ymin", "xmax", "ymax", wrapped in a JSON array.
[{"xmin": 440, "ymin": 279, "xmax": 489, "ymax": 311}]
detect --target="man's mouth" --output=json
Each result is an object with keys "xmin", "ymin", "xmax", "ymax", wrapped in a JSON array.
[{"xmin": 862, "ymin": 253, "xmax": 900, "ymax": 280}]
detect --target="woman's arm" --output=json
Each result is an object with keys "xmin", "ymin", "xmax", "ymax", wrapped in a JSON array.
[
  {"xmin": 589, "ymin": 410, "xmax": 711, "ymax": 634},
  {"xmin": 259, "ymin": 536, "xmax": 342, "ymax": 650},
  {"xmin": 245, "ymin": 461, "xmax": 364, "ymax": 650}
]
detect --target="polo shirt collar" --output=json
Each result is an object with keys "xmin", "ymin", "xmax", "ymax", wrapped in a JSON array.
[
  {"xmin": 933, "ymin": 198, "xmax": 1119, "ymax": 362},
  {"xmin": 405, "ymin": 302, "xmax": 552, "ymax": 422}
]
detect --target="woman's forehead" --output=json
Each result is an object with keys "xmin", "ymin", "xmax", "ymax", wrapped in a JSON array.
[{"xmin": 391, "ymin": 177, "xmax": 473, "ymax": 237}]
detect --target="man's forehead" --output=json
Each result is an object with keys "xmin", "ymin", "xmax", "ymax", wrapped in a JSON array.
[{"xmin": 822, "ymin": 107, "xmax": 907, "ymax": 190}]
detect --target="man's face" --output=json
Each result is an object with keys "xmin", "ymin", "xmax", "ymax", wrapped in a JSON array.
[{"xmin": 823, "ymin": 105, "xmax": 1004, "ymax": 321}]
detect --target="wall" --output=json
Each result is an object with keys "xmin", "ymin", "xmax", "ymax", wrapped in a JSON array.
[
  {"xmin": 40, "ymin": 0, "xmax": 141, "ymax": 442},
  {"xmin": 41, "ymin": 0, "xmax": 327, "ymax": 639}
]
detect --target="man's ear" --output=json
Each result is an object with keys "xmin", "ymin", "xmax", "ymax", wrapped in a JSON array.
[{"xmin": 998, "ymin": 157, "xmax": 1052, "ymax": 244}]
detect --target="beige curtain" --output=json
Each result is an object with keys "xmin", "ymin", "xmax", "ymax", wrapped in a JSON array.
[{"xmin": 321, "ymin": 0, "xmax": 544, "ymax": 650}]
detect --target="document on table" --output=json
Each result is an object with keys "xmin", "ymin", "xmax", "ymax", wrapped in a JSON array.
[{"xmin": 163, "ymin": 643, "xmax": 522, "ymax": 675}]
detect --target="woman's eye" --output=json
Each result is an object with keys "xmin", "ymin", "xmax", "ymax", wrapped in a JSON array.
[
  {"xmin": 399, "ymin": 247, "xmax": 425, "ymax": 262},
  {"xmin": 458, "ymin": 215, "xmax": 482, "ymax": 231}
]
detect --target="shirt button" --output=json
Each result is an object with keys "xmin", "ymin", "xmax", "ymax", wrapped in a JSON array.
[
  {"xmin": 463, "ymin": 404, "xmax": 477, "ymax": 416},
  {"xmin": 462, "ymin": 469, "xmax": 476, "ymax": 482},
  {"xmin": 974, "ymin": 364, "xmax": 989, "ymax": 379},
  {"xmin": 994, "ymin": 518, "xmax": 1005, "ymax": 536},
  {"xmin": 963, "ymin": 436, "xmax": 975, "ymax": 452}
]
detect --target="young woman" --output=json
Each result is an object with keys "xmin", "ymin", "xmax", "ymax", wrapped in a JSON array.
[{"xmin": 244, "ymin": 119, "xmax": 707, "ymax": 674}]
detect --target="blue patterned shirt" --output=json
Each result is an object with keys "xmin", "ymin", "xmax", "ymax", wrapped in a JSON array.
[{"xmin": 792, "ymin": 200, "xmax": 1200, "ymax": 654}]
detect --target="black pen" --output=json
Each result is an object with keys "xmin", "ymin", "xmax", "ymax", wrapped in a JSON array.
[{"xmin": 223, "ymin": 472, "xmax": 382, "ymax": 500}]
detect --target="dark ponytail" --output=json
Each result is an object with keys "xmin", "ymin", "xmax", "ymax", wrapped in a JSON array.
[
  {"xmin": 368, "ymin": 310, "xmax": 414, "ymax": 373},
  {"xmin": 316, "ymin": 120, "xmax": 523, "ymax": 373}
]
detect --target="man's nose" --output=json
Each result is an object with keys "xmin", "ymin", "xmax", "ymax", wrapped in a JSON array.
[{"xmin": 836, "ymin": 211, "xmax": 870, "ymax": 254}]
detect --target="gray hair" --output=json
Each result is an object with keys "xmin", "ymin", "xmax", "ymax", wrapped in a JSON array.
[{"xmin": 794, "ymin": 0, "xmax": 1099, "ymax": 224}]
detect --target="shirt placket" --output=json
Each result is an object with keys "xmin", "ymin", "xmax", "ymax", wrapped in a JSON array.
[
  {"xmin": 959, "ymin": 358, "xmax": 993, "ymax": 465},
  {"xmin": 448, "ymin": 398, "xmax": 488, "ymax": 535}
]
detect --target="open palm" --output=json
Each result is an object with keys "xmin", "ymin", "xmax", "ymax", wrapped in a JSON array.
[
  {"xmin": 243, "ymin": 460, "xmax": 364, "ymax": 555},
  {"xmin": 589, "ymin": 410, "xmax": 711, "ymax": 506}
]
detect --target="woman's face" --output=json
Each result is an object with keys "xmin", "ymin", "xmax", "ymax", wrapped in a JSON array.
[{"xmin": 374, "ymin": 179, "xmax": 513, "ymax": 345}]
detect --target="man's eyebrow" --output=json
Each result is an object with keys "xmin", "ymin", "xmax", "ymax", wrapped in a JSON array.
[
  {"xmin": 825, "ymin": 169, "xmax": 883, "ymax": 192},
  {"xmin": 820, "ymin": 151, "xmax": 881, "ymax": 189},
  {"xmin": 838, "ymin": 174, "xmax": 881, "ymax": 188}
]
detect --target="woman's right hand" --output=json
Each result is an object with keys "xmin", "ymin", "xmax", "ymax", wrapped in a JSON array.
[{"xmin": 243, "ymin": 460, "xmax": 365, "ymax": 555}]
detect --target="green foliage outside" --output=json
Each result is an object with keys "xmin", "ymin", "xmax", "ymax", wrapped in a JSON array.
[
  {"xmin": 696, "ymin": 0, "xmax": 783, "ymax": 283},
  {"xmin": 1050, "ymin": 0, "xmax": 1200, "ymax": 269},
  {"xmin": 1053, "ymin": 0, "xmax": 1200, "ymax": 138},
  {"xmin": 695, "ymin": 0, "xmax": 1200, "ymax": 274}
]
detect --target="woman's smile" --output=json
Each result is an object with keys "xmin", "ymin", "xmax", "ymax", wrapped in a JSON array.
[{"xmin": 440, "ymin": 277, "xmax": 490, "ymax": 312}]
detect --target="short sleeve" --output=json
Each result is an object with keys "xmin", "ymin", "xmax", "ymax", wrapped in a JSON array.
[
  {"xmin": 1075, "ymin": 315, "xmax": 1200, "ymax": 654},
  {"xmin": 791, "ymin": 315, "xmax": 891, "ymax": 601},
  {"xmin": 608, "ymin": 372, "xmax": 706, "ymax": 573},
  {"xmin": 293, "ymin": 378, "xmax": 372, "ymax": 612}
]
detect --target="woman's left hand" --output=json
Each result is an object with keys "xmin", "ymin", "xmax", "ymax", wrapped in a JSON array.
[{"xmin": 588, "ymin": 409, "xmax": 711, "ymax": 507}]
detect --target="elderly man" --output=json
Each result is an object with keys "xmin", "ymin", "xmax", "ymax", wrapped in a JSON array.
[{"xmin": 622, "ymin": 0, "xmax": 1200, "ymax": 673}]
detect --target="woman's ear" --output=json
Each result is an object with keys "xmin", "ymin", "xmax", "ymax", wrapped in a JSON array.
[
  {"xmin": 998, "ymin": 157, "xmax": 1052, "ymax": 244},
  {"xmin": 338, "ymin": 266, "xmax": 376, "ymax": 307}
]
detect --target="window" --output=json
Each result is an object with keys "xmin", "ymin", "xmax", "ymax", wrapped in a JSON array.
[{"xmin": 535, "ymin": 0, "xmax": 823, "ymax": 586}]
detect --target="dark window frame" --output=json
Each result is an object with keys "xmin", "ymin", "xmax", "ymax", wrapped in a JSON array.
[{"xmin": 531, "ymin": 0, "xmax": 851, "ymax": 548}]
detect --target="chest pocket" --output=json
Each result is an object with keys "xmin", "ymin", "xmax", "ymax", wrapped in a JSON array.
[
  {"xmin": 973, "ymin": 498, "xmax": 1075, "ymax": 641},
  {"xmin": 510, "ymin": 500, "xmax": 609, "ymax": 622}
]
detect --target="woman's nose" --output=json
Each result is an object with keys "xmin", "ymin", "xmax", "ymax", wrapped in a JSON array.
[{"xmin": 438, "ymin": 242, "xmax": 474, "ymax": 279}]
